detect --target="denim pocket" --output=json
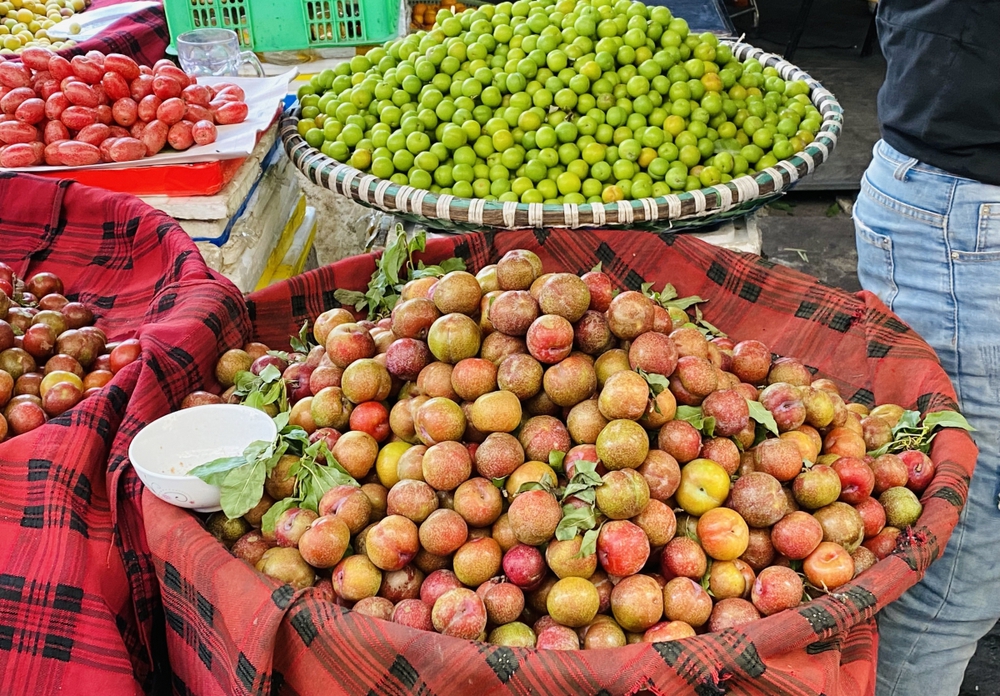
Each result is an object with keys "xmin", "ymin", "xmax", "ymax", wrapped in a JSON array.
[
  {"xmin": 952, "ymin": 203, "xmax": 1000, "ymax": 262},
  {"xmin": 855, "ymin": 218, "xmax": 899, "ymax": 308},
  {"xmin": 861, "ymin": 178, "xmax": 948, "ymax": 226}
]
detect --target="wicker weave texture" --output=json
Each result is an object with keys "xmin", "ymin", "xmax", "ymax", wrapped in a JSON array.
[{"xmin": 281, "ymin": 41, "xmax": 843, "ymax": 231}]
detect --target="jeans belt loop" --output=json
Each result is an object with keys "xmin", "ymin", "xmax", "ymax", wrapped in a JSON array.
[{"xmin": 893, "ymin": 156, "xmax": 917, "ymax": 182}]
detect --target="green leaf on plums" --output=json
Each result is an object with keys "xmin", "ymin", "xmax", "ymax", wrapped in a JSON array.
[
  {"xmin": 641, "ymin": 281, "xmax": 701, "ymax": 313},
  {"xmin": 555, "ymin": 504, "xmax": 600, "ymax": 544},
  {"xmin": 590, "ymin": 262, "xmax": 602, "ymax": 273},
  {"xmin": 300, "ymin": 473, "xmax": 326, "ymax": 513},
  {"xmin": 548, "ymin": 450, "xmax": 566, "ymax": 471},
  {"xmin": 579, "ymin": 527, "xmax": 601, "ymax": 557},
  {"xmin": 562, "ymin": 461, "xmax": 602, "ymax": 504},
  {"xmin": 268, "ymin": 349, "xmax": 293, "ymax": 363},
  {"xmin": 491, "ymin": 477, "xmax": 508, "ymax": 489},
  {"xmin": 867, "ymin": 444, "xmax": 888, "ymax": 459},
  {"xmin": 516, "ymin": 481, "xmax": 548, "ymax": 494},
  {"xmin": 258, "ymin": 364, "xmax": 282, "ymax": 383},
  {"xmin": 261, "ymin": 496, "xmax": 299, "ymax": 536},
  {"xmin": 234, "ymin": 371, "xmax": 257, "ymax": 393},
  {"xmin": 923, "ymin": 410, "xmax": 974, "ymax": 432},
  {"xmin": 675, "ymin": 405, "xmax": 703, "ymax": 423},
  {"xmin": 290, "ymin": 440, "xmax": 359, "ymax": 514},
  {"xmin": 639, "ymin": 279, "xmax": 705, "ymax": 313},
  {"xmin": 279, "ymin": 424, "xmax": 312, "ymax": 452},
  {"xmin": 263, "ymin": 380, "xmax": 283, "ymax": 405},
  {"xmin": 243, "ymin": 391, "xmax": 264, "ymax": 410},
  {"xmin": 219, "ymin": 458, "xmax": 266, "ymax": 520},
  {"xmin": 272, "ymin": 411, "xmax": 289, "ymax": 432},
  {"xmin": 189, "ymin": 438, "xmax": 272, "ymax": 487},
  {"xmin": 188, "ymin": 456, "xmax": 247, "ymax": 485},
  {"xmin": 746, "ymin": 399, "xmax": 779, "ymax": 437},
  {"xmin": 289, "ymin": 320, "xmax": 313, "ymax": 354},
  {"xmin": 869, "ymin": 408, "xmax": 973, "ymax": 457},
  {"xmin": 350, "ymin": 227, "xmax": 465, "ymax": 320},
  {"xmin": 380, "ymin": 226, "xmax": 410, "ymax": 287},
  {"xmin": 662, "ymin": 295, "xmax": 706, "ymax": 311},
  {"xmin": 676, "ymin": 406, "xmax": 718, "ymax": 436},
  {"xmin": 242, "ymin": 439, "xmax": 272, "ymax": 462},
  {"xmin": 315, "ymin": 457, "xmax": 358, "ymax": 490},
  {"xmin": 703, "ymin": 416, "xmax": 716, "ymax": 438},
  {"xmin": 752, "ymin": 422, "xmax": 770, "ymax": 448},
  {"xmin": 568, "ymin": 459, "xmax": 600, "ymax": 478},
  {"xmin": 411, "ymin": 256, "xmax": 467, "ymax": 279},
  {"xmin": 319, "ymin": 451, "xmax": 358, "ymax": 484},
  {"xmin": 893, "ymin": 410, "xmax": 921, "ymax": 434},
  {"xmin": 232, "ymin": 364, "xmax": 288, "ymax": 413},
  {"xmin": 267, "ymin": 441, "xmax": 289, "ymax": 475},
  {"xmin": 440, "ymin": 257, "xmax": 466, "ymax": 273},
  {"xmin": 693, "ymin": 305, "xmax": 727, "ymax": 338},
  {"xmin": 333, "ymin": 289, "xmax": 367, "ymax": 312},
  {"xmin": 637, "ymin": 368, "xmax": 669, "ymax": 397}
]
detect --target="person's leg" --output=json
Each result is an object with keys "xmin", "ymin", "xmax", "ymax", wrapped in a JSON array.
[{"xmin": 854, "ymin": 140, "xmax": 1000, "ymax": 696}]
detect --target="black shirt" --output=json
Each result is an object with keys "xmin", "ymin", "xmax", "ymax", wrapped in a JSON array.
[{"xmin": 877, "ymin": 0, "xmax": 1000, "ymax": 186}]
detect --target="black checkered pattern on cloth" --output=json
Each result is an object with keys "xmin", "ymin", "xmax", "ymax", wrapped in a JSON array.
[
  {"xmin": 0, "ymin": 173, "xmax": 250, "ymax": 693},
  {"xmin": 149, "ymin": 228, "xmax": 977, "ymax": 696}
]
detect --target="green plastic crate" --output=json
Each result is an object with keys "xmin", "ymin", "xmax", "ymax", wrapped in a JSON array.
[{"xmin": 164, "ymin": 0, "xmax": 399, "ymax": 53}]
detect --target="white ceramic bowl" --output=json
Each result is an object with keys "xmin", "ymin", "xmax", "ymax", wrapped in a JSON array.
[{"xmin": 128, "ymin": 404, "xmax": 278, "ymax": 513}]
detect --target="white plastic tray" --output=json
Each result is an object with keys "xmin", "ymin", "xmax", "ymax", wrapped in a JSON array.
[{"xmin": 7, "ymin": 71, "xmax": 295, "ymax": 173}]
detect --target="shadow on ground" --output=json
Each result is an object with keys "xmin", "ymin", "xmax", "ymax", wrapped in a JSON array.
[{"xmin": 758, "ymin": 192, "xmax": 860, "ymax": 292}]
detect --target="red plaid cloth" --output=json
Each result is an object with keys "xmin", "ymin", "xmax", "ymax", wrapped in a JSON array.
[
  {"xmin": 0, "ymin": 172, "xmax": 249, "ymax": 694},
  {"xmin": 4, "ymin": 0, "xmax": 169, "ymax": 66},
  {"xmin": 146, "ymin": 228, "xmax": 977, "ymax": 696}
]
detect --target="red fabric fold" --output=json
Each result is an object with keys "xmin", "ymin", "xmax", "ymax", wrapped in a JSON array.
[{"xmin": 0, "ymin": 172, "xmax": 249, "ymax": 694}]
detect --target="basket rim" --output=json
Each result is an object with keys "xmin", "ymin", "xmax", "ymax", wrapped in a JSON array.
[{"xmin": 281, "ymin": 39, "xmax": 844, "ymax": 229}]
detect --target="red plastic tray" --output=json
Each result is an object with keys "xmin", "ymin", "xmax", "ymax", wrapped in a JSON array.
[
  {"xmin": 30, "ymin": 117, "xmax": 280, "ymax": 196},
  {"xmin": 32, "ymin": 157, "xmax": 247, "ymax": 196}
]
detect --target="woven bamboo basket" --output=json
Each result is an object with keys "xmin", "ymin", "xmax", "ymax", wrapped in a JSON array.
[{"xmin": 281, "ymin": 40, "xmax": 843, "ymax": 231}]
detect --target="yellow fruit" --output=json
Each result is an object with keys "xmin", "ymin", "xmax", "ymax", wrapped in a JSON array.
[
  {"xmin": 675, "ymin": 458, "xmax": 731, "ymax": 516},
  {"xmin": 375, "ymin": 440, "xmax": 412, "ymax": 488},
  {"xmin": 40, "ymin": 370, "xmax": 84, "ymax": 397}
]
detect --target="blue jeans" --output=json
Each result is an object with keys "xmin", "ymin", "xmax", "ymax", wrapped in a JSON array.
[{"xmin": 854, "ymin": 140, "xmax": 1000, "ymax": 696}]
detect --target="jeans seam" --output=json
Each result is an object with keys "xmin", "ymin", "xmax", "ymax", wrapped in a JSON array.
[
  {"xmin": 854, "ymin": 214, "xmax": 899, "ymax": 308},
  {"xmin": 977, "ymin": 204, "xmax": 999, "ymax": 253},
  {"xmin": 861, "ymin": 179, "xmax": 946, "ymax": 226},
  {"xmin": 945, "ymin": 178, "xmax": 962, "ymax": 390},
  {"xmin": 883, "ymin": 182, "xmax": 964, "ymax": 692},
  {"xmin": 886, "ymin": 504, "xmax": 974, "ymax": 696}
]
